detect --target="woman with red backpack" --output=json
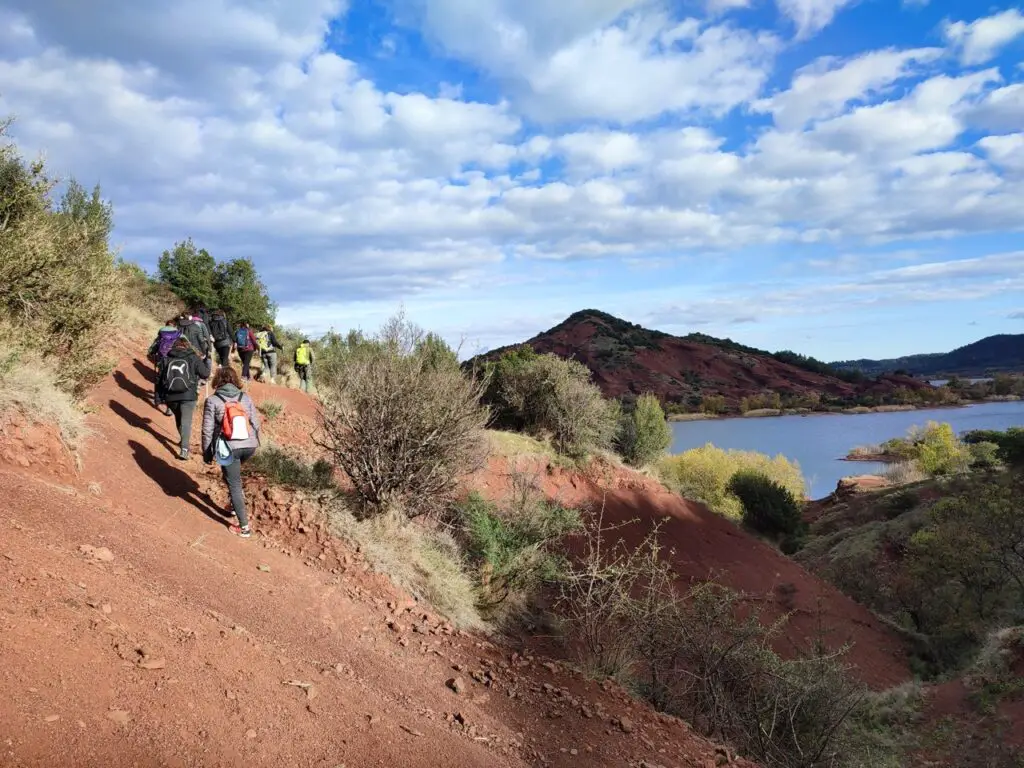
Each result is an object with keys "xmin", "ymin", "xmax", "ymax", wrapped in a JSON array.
[{"xmin": 201, "ymin": 366, "xmax": 261, "ymax": 538}]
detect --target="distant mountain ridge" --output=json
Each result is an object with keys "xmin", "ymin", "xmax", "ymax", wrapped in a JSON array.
[
  {"xmin": 474, "ymin": 309, "xmax": 931, "ymax": 411},
  {"xmin": 832, "ymin": 334, "xmax": 1024, "ymax": 378}
]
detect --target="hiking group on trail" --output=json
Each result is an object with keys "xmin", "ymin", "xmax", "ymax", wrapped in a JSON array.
[{"xmin": 143, "ymin": 309, "xmax": 315, "ymax": 539}]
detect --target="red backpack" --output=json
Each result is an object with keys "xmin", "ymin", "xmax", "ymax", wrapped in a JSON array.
[{"xmin": 217, "ymin": 395, "xmax": 251, "ymax": 440}]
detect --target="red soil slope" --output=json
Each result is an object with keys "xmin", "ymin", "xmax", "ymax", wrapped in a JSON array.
[
  {"xmin": 0, "ymin": 354, "xmax": 755, "ymax": 768},
  {"xmin": 471, "ymin": 459, "xmax": 909, "ymax": 691}
]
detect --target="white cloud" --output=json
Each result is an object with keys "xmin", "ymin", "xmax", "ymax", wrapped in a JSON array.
[
  {"xmin": 901, "ymin": 0, "xmax": 929, "ymax": 7},
  {"xmin": 755, "ymin": 47, "xmax": 942, "ymax": 130},
  {"xmin": 943, "ymin": 8, "xmax": 1024, "ymax": 66},
  {"xmin": 775, "ymin": 0, "xmax": 858, "ymax": 39},
  {"xmin": 979, "ymin": 133, "xmax": 1024, "ymax": 173},
  {"xmin": 968, "ymin": 83, "xmax": 1024, "ymax": 132},
  {"xmin": 396, "ymin": 0, "xmax": 778, "ymax": 123}
]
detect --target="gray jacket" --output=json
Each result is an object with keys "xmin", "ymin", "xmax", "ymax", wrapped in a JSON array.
[{"xmin": 202, "ymin": 384, "xmax": 261, "ymax": 458}]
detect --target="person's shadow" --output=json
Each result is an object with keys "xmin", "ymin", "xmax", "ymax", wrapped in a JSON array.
[
  {"xmin": 133, "ymin": 359, "xmax": 157, "ymax": 384},
  {"xmin": 128, "ymin": 440, "xmax": 228, "ymax": 527},
  {"xmin": 109, "ymin": 399, "xmax": 178, "ymax": 456},
  {"xmin": 113, "ymin": 370, "xmax": 154, "ymax": 405}
]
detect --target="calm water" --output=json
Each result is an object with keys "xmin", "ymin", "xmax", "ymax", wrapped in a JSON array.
[{"xmin": 669, "ymin": 401, "xmax": 1024, "ymax": 499}]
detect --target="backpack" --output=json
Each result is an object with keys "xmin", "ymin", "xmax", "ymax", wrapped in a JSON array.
[
  {"xmin": 157, "ymin": 329, "xmax": 181, "ymax": 358},
  {"xmin": 255, "ymin": 331, "xmax": 271, "ymax": 352},
  {"xmin": 217, "ymin": 395, "xmax": 251, "ymax": 441},
  {"xmin": 162, "ymin": 358, "xmax": 194, "ymax": 395},
  {"xmin": 235, "ymin": 327, "xmax": 252, "ymax": 350},
  {"xmin": 210, "ymin": 315, "xmax": 229, "ymax": 343},
  {"xmin": 295, "ymin": 345, "xmax": 311, "ymax": 366}
]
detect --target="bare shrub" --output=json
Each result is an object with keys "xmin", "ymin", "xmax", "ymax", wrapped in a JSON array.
[
  {"xmin": 316, "ymin": 313, "xmax": 489, "ymax": 518},
  {"xmin": 558, "ymin": 510, "xmax": 875, "ymax": 768},
  {"xmin": 881, "ymin": 461, "xmax": 926, "ymax": 486}
]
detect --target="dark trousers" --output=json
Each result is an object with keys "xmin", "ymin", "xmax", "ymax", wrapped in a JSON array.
[
  {"xmin": 168, "ymin": 400, "xmax": 196, "ymax": 449},
  {"xmin": 295, "ymin": 364, "xmax": 311, "ymax": 392},
  {"xmin": 221, "ymin": 447, "xmax": 256, "ymax": 527},
  {"xmin": 240, "ymin": 350, "xmax": 254, "ymax": 380},
  {"xmin": 215, "ymin": 343, "xmax": 231, "ymax": 367}
]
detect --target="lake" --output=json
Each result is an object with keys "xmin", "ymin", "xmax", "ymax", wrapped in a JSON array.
[{"xmin": 669, "ymin": 401, "xmax": 1024, "ymax": 500}]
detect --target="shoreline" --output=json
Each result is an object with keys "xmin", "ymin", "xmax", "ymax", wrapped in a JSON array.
[{"xmin": 667, "ymin": 401, "xmax": 976, "ymax": 423}]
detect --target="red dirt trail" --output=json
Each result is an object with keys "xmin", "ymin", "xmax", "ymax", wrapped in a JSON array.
[{"xmin": 0, "ymin": 353, "xmax": 759, "ymax": 768}]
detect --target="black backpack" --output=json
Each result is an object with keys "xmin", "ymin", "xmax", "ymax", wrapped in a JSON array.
[
  {"xmin": 210, "ymin": 315, "xmax": 229, "ymax": 343},
  {"xmin": 162, "ymin": 358, "xmax": 194, "ymax": 395}
]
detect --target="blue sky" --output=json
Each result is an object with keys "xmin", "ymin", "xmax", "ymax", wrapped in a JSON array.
[{"xmin": 1, "ymin": 0, "xmax": 1022, "ymax": 360}]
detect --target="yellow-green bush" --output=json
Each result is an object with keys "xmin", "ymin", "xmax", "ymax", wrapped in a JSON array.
[{"xmin": 658, "ymin": 444, "xmax": 805, "ymax": 519}]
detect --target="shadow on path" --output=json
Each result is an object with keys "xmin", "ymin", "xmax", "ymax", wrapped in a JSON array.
[
  {"xmin": 133, "ymin": 358, "xmax": 157, "ymax": 384},
  {"xmin": 113, "ymin": 370, "xmax": 154, "ymax": 405},
  {"xmin": 128, "ymin": 439, "xmax": 228, "ymax": 527},
  {"xmin": 109, "ymin": 399, "xmax": 177, "ymax": 456}
]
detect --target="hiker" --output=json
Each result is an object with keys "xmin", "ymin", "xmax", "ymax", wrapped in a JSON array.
[
  {"xmin": 208, "ymin": 309, "xmax": 234, "ymax": 368},
  {"xmin": 294, "ymin": 339, "xmax": 315, "ymax": 393},
  {"xmin": 147, "ymin": 318, "xmax": 182, "ymax": 368},
  {"xmin": 155, "ymin": 337, "xmax": 211, "ymax": 460},
  {"xmin": 234, "ymin": 321, "xmax": 258, "ymax": 381},
  {"xmin": 254, "ymin": 325, "xmax": 284, "ymax": 384},
  {"xmin": 202, "ymin": 366, "xmax": 261, "ymax": 538},
  {"xmin": 178, "ymin": 313, "xmax": 211, "ymax": 361}
]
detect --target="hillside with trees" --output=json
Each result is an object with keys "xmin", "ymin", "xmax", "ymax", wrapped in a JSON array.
[
  {"xmin": 833, "ymin": 334, "xmax": 1024, "ymax": 378},
  {"xmin": 472, "ymin": 309, "xmax": 940, "ymax": 414}
]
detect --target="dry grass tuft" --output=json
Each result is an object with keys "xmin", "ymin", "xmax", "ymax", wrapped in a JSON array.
[
  {"xmin": 0, "ymin": 351, "xmax": 87, "ymax": 447},
  {"xmin": 330, "ymin": 504, "xmax": 486, "ymax": 631}
]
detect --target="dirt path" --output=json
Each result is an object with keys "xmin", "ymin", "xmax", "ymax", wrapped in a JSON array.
[{"xmin": 0, "ymin": 354, "xmax": 751, "ymax": 768}]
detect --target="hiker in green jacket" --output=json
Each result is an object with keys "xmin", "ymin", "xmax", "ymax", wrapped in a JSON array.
[{"xmin": 294, "ymin": 339, "xmax": 315, "ymax": 393}]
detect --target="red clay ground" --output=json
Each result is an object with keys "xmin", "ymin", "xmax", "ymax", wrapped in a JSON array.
[{"xmin": 0, "ymin": 353, "xmax": 758, "ymax": 768}]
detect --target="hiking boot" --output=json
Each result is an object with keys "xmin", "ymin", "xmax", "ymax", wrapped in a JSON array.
[
  {"xmin": 178, "ymin": 447, "xmax": 190, "ymax": 461},
  {"xmin": 229, "ymin": 524, "xmax": 252, "ymax": 539}
]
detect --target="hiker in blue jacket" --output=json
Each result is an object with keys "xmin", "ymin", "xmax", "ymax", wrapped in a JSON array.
[{"xmin": 155, "ymin": 337, "xmax": 211, "ymax": 461}]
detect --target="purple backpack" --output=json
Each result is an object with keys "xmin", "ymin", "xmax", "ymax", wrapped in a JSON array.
[{"xmin": 157, "ymin": 328, "xmax": 182, "ymax": 358}]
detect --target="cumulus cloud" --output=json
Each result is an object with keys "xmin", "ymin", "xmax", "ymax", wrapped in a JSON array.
[
  {"xmin": 775, "ymin": 0, "xmax": 858, "ymax": 39},
  {"xmin": 754, "ymin": 47, "xmax": 942, "ymax": 130},
  {"xmin": 943, "ymin": 8, "xmax": 1024, "ymax": 66},
  {"xmin": 394, "ymin": 0, "xmax": 778, "ymax": 123},
  {"xmin": 0, "ymin": 0, "xmax": 1022, "ymax": 345}
]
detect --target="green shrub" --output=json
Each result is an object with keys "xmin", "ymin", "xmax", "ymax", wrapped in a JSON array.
[
  {"xmin": 884, "ymin": 489, "xmax": 921, "ymax": 518},
  {"xmin": 258, "ymin": 400, "xmax": 285, "ymax": 422},
  {"xmin": 728, "ymin": 471, "xmax": 803, "ymax": 537},
  {"xmin": 658, "ymin": 444, "xmax": 805, "ymax": 519},
  {"xmin": 457, "ymin": 485, "xmax": 580, "ymax": 617},
  {"xmin": 881, "ymin": 422, "xmax": 970, "ymax": 477},
  {"xmin": 616, "ymin": 393, "xmax": 672, "ymax": 467},
  {"xmin": 0, "ymin": 129, "xmax": 122, "ymax": 398},
  {"xmin": 316, "ymin": 313, "xmax": 489, "ymax": 518},
  {"xmin": 245, "ymin": 445, "xmax": 335, "ymax": 491},
  {"xmin": 481, "ymin": 349, "xmax": 618, "ymax": 458}
]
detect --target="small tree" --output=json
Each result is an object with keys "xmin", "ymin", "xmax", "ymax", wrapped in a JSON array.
[
  {"xmin": 214, "ymin": 256, "xmax": 276, "ymax": 326},
  {"xmin": 316, "ymin": 314, "xmax": 489, "ymax": 518},
  {"xmin": 728, "ymin": 471, "xmax": 803, "ymax": 537},
  {"xmin": 157, "ymin": 238, "xmax": 218, "ymax": 309},
  {"xmin": 617, "ymin": 393, "xmax": 672, "ymax": 467}
]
